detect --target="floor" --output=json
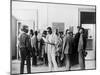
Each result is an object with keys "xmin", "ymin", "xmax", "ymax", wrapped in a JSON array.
[{"xmin": 11, "ymin": 50, "xmax": 96, "ymax": 74}]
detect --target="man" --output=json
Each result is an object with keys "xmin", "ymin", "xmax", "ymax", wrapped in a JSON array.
[
  {"xmin": 73, "ymin": 26, "xmax": 81, "ymax": 65},
  {"xmin": 46, "ymin": 27, "xmax": 58, "ymax": 71},
  {"xmin": 30, "ymin": 29, "xmax": 34, "ymax": 38},
  {"xmin": 31, "ymin": 31, "xmax": 38, "ymax": 66},
  {"xmin": 62, "ymin": 30, "xmax": 74, "ymax": 70},
  {"xmin": 19, "ymin": 25, "xmax": 31, "ymax": 74},
  {"xmin": 40, "ymin": 30, "xmax": 48, "ymax": 65},
  {"xmin": 78, "ymin": 27, "xmax": 87, "ymax": 70}
]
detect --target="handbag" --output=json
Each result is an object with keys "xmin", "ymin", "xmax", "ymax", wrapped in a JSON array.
[{"xmin": 83, "ymin": 50, "xmax": 88, "ymax": 57}]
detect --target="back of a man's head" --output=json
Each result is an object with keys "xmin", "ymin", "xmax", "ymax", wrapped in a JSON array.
[
  {"xmin": 35, "ymin": 31, "xmax": 38, "ymax": 36},
  {"xmin": 21, "ymin": 25, "xmax": 28, "ymax": 33},
  {"xmin": 47, "ymin": 27, "xmax": 52, "ymax": 31}
]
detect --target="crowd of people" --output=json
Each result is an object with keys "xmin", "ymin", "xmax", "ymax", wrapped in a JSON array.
[{"xmin": 18, "ymin": 25, "xmax": 88, "ymax": 74}]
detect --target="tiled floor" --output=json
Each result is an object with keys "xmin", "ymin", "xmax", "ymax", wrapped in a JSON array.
[{"xmin": 11, "ymin": 50, "xmax": 96, "ymax": 74}]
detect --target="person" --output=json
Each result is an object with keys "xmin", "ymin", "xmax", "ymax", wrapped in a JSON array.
[
  {"xmin": 73, "ymin": 26, "xmax": 81, "ymax": 65},
  {"xmin": 59, "ymin": 32, "xmax": 64, "ymax": 66},
  {"xmin": 31, "ymin": 31, "xmax": 38, "ymax": 66},
  {"xmin": 37, "ymin": 30, "xmax": 42, "ymax": 59},
  {"xmin": 19, "ymin": 25, "xmax": 31, "ymax": 74},
  {"xmin": 40, "ymin": 30, "xmax": 48, "ymax": 65},
  {"xmin": 78, "ymin": 27, "xmax": 87, "ymax": 70},
  {"xmin": 29, "ymin": 29, "xmax": 34, "ymax": 65},
  {"xmin": 30, "ymin": 29, "xmax": 34, "ymax": 38},
  {"xmin": 45, "ymin": 27, "xmax": 58, "ymax": 71},
  {"xmin": 62, "ymin": 30, "xmax": 74, "ymax": 70},
  {"xmin": 55, "ymin": 29, "xmax": 63, "ymax": 67},
  {"xmin": 61, "ymin": 29, "xmax": 69, "ymax": 65}
]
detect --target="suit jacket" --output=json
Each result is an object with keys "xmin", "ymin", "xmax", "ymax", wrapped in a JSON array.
[
  {"xmin": 74, "ymin": 32, "xmax": 87, "ymax": 52},
  {"xmin": 74, "ymin": 32, "xmax": 80, "ymax": 53},
  {"xmin": 63, "ymin": 35, "xmax": 74, "ymax": 54}
]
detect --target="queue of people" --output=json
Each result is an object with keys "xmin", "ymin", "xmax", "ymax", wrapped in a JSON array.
[{"xmin": 18, "ymin": 25, "xmax": 88, "ymax": 74}]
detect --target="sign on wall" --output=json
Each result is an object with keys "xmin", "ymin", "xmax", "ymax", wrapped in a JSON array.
[{"xmin": 52, "ymin": 22, "xmax": 64, "ymax": 32}]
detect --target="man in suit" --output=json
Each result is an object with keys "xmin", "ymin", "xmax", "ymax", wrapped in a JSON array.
[
  {"xmin": 19, "ymin": 25, "xmax": 31, "ymax": 74},
  {"xmin": 62, "ymin": 30, "xmax": 74, "ymax": 70},
  {"xmin": 72, "ymin": 26, "xmax": 81, "ymax": 65},
  {"xmin": 78, "ymin": 27, "xmax": 87, "ymax": 70}
]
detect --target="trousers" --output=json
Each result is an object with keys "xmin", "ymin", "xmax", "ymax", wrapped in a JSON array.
[
  {"xmin": 20, "ymin": 48, "xmax": 31, "ymax": 74},
  {"xmin": 47, "ymin": 48, "xmax": 58, "ymax": 71},
  {"xmin": 78, "ymin": 50, "xmax": 85, "ymax": 70},
  {"xmin": 32, "ymin": 47, "xmax": 37, "ymax": 66},
  {"xmin": 65, "ymin": 54, "xmax": 71, "ymax": 70}
]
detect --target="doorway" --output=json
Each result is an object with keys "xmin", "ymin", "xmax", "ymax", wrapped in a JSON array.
[{"xmin": 79, "ymin": 8, "xmax": 96, "ymax": 62}]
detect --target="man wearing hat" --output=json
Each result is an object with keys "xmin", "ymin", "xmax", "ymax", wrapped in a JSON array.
[{"xmin": 19, "ymin": 25, "xmax": 31, "ymax": 74}]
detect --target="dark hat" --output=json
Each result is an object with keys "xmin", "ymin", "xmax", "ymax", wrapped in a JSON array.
[{"xmin": 21, "ymin": 25, "xmax": 28, "ymax": 32}]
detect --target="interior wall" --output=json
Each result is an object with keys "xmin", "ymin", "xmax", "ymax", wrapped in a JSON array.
[
  {"xmin": 47, "ymin": 4, "xmax": 95, "ymax": 34},
  {"xmin": 12, "ymin": 1, "xmax": 95, "ymax": 34},
  {"xmin": 11, "ymin": 16, "xmax": 17, "ymax": 59},
  {"xmin": 12, "ymin": 1, "xmax": 48, "ymax": 33}
]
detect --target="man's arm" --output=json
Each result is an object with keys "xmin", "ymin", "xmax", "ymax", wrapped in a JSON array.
[
  {"xmin": 50, "ymin": 34, "xmax": 58, "ymax": 46},
  {"xmin": 62, "ymin": 36, "xmax": 66, "ymax": 53}
]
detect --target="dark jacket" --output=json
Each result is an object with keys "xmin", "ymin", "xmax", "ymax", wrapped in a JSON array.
[
  {"xmin": 74, "ymin": 32, "xmax": 87, "ymax": 52},
  {"xmin": 19, "ymin": 33, "xmax": 31, "ymax": 58},
  {"xmin": 74, "ymin": 32, "xmax": 80, "ymax": 53}
]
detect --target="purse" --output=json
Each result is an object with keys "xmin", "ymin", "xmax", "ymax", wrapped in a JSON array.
[{"xmin": 83, "ymin": 51, "xmax": 88, "ymax": 57}]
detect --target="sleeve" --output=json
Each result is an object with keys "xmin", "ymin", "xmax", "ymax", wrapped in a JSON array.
[
  {"xmin": 43, "ymin": 37, "xmax": 47, "ymax": 43},
  {"xmin": 33, "ymin": 37, "xmax": 37, "ymax": 51},
  {"xmin": 31, "ymin": 37, "xmax": 33, "ymax": 48},
  {"xmin": 62, "ymin": 36, "xmax": 66, "ymax": 50},
  {"xmin": 63, "ymin": 36, "xmax": 69, "ymax": 51},
  {"xmin": 83, "ymin": 34, "xmax": 87, "ymax": 50},
  {"xmin": 52, "ymin": 34, "xmax": 58, "ymax": 45},
  {"xmin": 18, "ymin": 34, "xmax": 21, "ymax": 48}
]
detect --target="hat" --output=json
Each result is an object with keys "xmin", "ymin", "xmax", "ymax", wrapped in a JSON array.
[{"xmin": 21, "ymin": 25, "xmax": 28, "ymax": 32}]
